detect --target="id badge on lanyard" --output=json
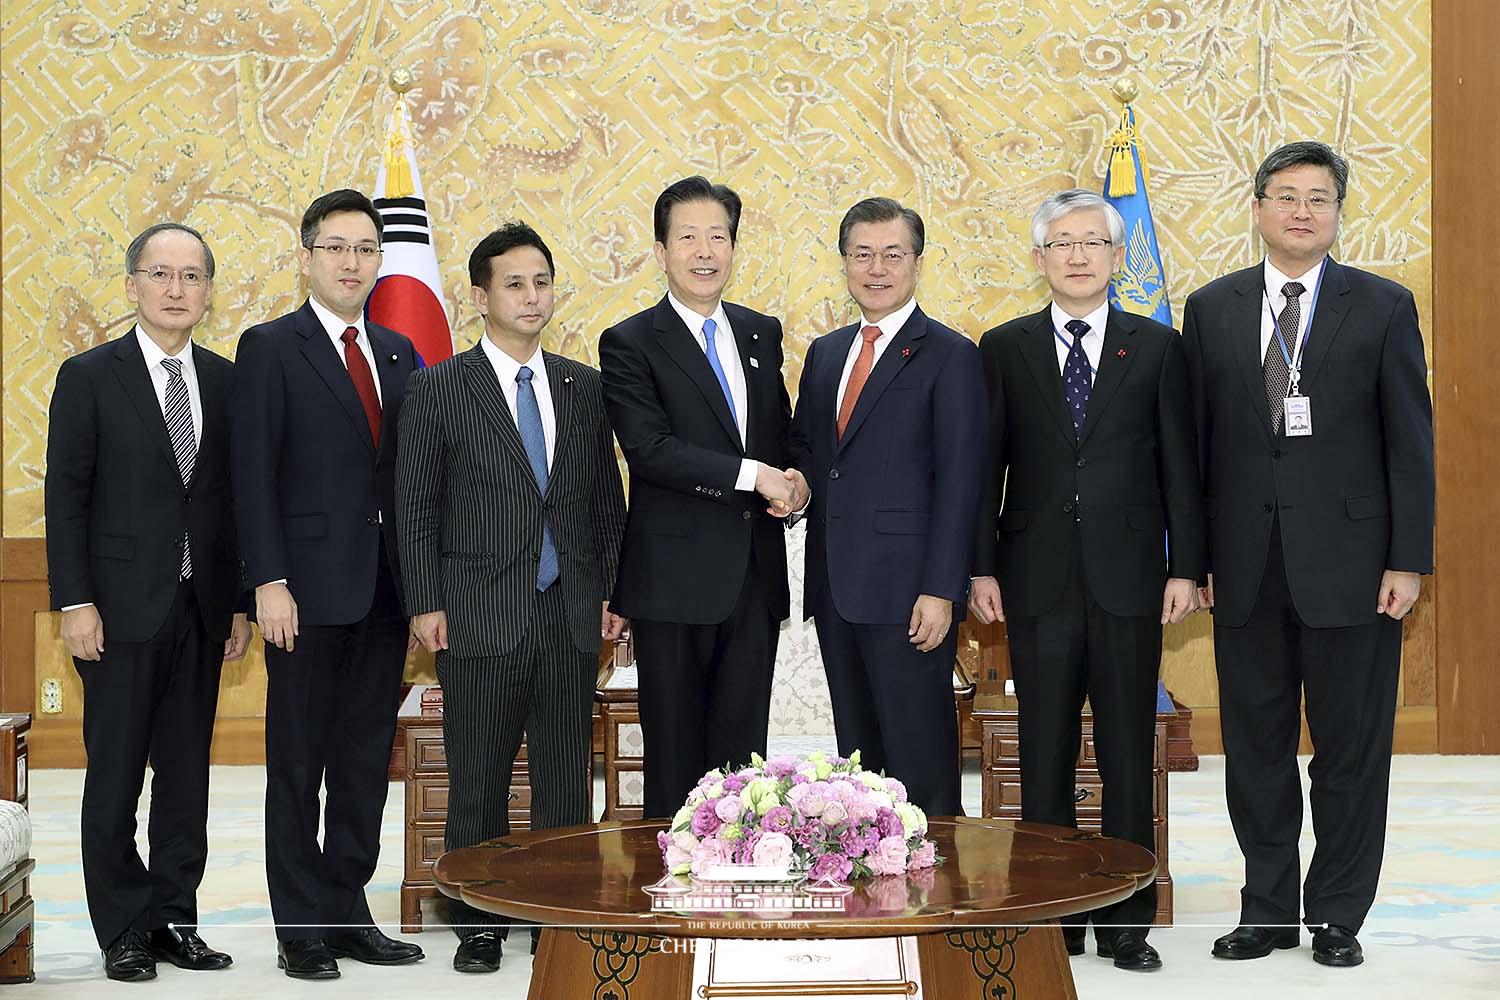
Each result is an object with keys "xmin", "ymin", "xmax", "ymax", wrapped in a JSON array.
[{"xmin": 1267, "ymin": 259, "xmax": 1327, "ymax": 438}]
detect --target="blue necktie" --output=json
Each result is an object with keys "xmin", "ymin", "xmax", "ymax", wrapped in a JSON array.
[
  {"xmin": 1062, "ymin": 319, "xmax": 1092, "ymax": 436},
  {"xmin": 701, "ymin": 318, "xmax": 739, "ymax": 431},
  {"xmin": 516, "ymin": 366, "xmax": 559, "ymax": 591}
]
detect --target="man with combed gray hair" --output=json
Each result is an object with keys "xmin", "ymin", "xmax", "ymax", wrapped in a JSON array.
[
  {"xmin": 1183, "ymin": 141, "xmax": 1433, "ymax": 969},
  {"xmin": 46, "ymin": 221, "xmax": 249, "ymax": 980},
  {"xmin": 971, "ymin": 188, "xmax": 1204, "ymax": 971}
]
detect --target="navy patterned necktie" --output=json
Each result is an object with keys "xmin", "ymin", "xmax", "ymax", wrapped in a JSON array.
[
  {"xmin": 516, "ymin": 366, "xmax": 559, "ymax": 591},
  {"xmin": 161, "ymin": 356, "xmax": 196, "ymax": 579},
  {"xmin": 1061, "ymin": 319, "xmax": 1092, "ymax": 436}
]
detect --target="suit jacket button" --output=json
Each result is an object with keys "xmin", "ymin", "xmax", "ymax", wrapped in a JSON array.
[
  {"xmin": 1262, "ymin": 503, "xmax": 1274, "ymax": 513},
  {"xmin": 742, "ymin": 510, "xmax": 752, "ymax": 520},
  {"xmin": 1272, "ymin": 449, "xmax": 1283, "ymax": 459},
  {"xmin": 1076, "ymin": 458, "xmax": 1087, "ymax": 468},
  {"xmin": 366, "ymin": 517, "xmax": 377, "ymax": 526},
  {"xmin": 829, "ymin": 469, "xmax": 840, "ymax": 480},
  {"xmin": 1063, "ymin": 502, "xmax": 1074, "ymax": 513}
]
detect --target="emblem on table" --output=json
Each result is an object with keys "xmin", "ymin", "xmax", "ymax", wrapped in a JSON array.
[{"xmin": 643, "ymin": 871, "xmax": 853, "ymax": 914}]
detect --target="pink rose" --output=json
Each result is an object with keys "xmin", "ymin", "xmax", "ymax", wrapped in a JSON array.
[
  {"xmin": 820, "ymin": 799, "xmax": 848, "ymax": 826},
  {"xmin": 714, "ymin": 795, "xmax": 743, "ymax": 823},
  {"xmin": 752, "ymin": 832, "xmax": 794, "ymax": 869},
  {"xmin": 867, "ymin": 836, "xmax": 910, "ymax": 876},
  {"xmin": 787, "ymin": 780, "xmax": 829, "ymax": 817},
  {"xmin": 906, "ymin": 840, "xmax": 936, "ymax": 871},
  {"xmin": 690, "ymin": 837, "xmax": 732, "ymax": 877},
  {"xmin": 884, "ymin": 777, "xmax": 908, "ymax": 803}
]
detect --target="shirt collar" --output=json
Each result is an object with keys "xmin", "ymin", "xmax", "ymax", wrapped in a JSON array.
[
  {"xmin": 307, "ymin": 295, "xmax": 367, "ymax": 344},
  {"xmin": 480, "ymin": 335, "xmax": 546, "ymax": 387},
  {"xmin": 858, "ymin": 296, "xmax": 918, "ymax": 340},
  {"xmin": 667, "ymin": 292, "xmax": 729, "ymax": 340},
  {"xmin": 134, "ymin": 325, "xmax": 195, "ymax": 374},
  {"xmin": 1263, "ymin": 257, "xmax": 1325, "ymax": 300},
  {"xmin": 1049, "ymin": 300, "xmax": 1109, "ymax": 338}
]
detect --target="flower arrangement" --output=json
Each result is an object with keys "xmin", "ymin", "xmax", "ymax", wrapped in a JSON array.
[{"xmin": 656, "ymin": 750, "xmax": 941, "ymax": 883}]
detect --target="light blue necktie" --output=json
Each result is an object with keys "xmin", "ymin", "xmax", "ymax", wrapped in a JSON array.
[
  {"xmin": 701, "ymin": 318, "xmax": 739, "ymax": 431},
  {"xmin": 516, "ymin": 366, "xmax": 559, "ymax": 591}
]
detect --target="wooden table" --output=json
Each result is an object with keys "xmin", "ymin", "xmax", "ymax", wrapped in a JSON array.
[{"xmin": 435, "ymin": 817, "xmax": 1155, "ymax": 999}]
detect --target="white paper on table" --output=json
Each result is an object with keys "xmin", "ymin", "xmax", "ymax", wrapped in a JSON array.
[
  {"xmin": 691, "ymin": 936, "xmax": 922, "ymax": 999},
  {"xmin": 602, "ymin": 664, "xmax": 638, "ymax": 689}
]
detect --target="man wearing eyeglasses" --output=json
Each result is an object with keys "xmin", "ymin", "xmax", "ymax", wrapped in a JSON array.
[
  {"xmin": 232, "ymin": 189, "xmax": 424, "ymax": 978},
  {"xmin": 46, "ymin": 223, "xmax": 250, "ymax": 981},
  {"xmin": 1182, "ymin": 142, "xmax": 1433, "ymax": 968},
  {"xmin": 969, "ymin": 189, "xmax": 1204, "ymax": 971},
  {"xmin": 788, "ymin": 197, "xmax": 987, "ymax": 817}
]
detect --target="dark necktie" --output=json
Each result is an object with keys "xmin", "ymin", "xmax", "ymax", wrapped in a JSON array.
[
  {"xmin": 341, "ymin": 326, "xmax": 382, "ymax": 446},
  {"xmin": 1264, "ymin": 281, "xmax": 1305, "ymax": 433},
  {"xmin": 516, "ymin": 366, "xmax": 559, "ymax": 591},
  {"xmin": 161, "ymin": 356, "xmax": 195, "ymax": 579},
  {"xmin": 837, "ymin": 325, "xmax": 883, "ymax": 440},
  {"xmin": 1061, "ymin": 319, "xmax": 1092, "ymax": 436}
]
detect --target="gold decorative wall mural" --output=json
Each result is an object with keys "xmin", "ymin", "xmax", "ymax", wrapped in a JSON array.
[{"xmin": 2, "ymin": 0, "xmax": 1431, "ymax": 537}]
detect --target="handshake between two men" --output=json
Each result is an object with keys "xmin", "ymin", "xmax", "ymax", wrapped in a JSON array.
[{"xmin": 755, "ymin": 462, "xmax": 810, "ymax": 519}]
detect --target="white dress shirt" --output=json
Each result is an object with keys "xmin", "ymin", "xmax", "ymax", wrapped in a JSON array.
[
  {"xmin": 135, "ymin": 326, "xmax": 203, "ymax": 448},
  {"xmin": 308, "ymin": 295, "xmax": 382, "ymax": 405},
  {"xmin": 836, "ymin": 295, "xmax": 918, "ymax": 414},
  {"xmin": 480, "ymin": 336, "xmax": 556, "ymax": 471},
  {"xmin": 1049, "ymin": 301, "xmax": 1109, "ymax": 384},
  {"xmin": 667, "ymin": 293, "xmax": 757, "ymax": 491},
  {"xmin": 1259, "ymin": 257, "xmax": 1324, "ymax": 368}
]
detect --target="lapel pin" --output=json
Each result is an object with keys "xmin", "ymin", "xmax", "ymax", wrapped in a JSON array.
[
  {"xmin": 389, "ymin": 354, "xmax": 398, "ymax": 363},
  {"xmin": 1117, "ymin": 349, "xmax": 1127, "ymax": 358},
  {"xmin": 564, "ymin": 375, "xmax": 574, "ymax": 384},
  {"xmin": 901, "ymin": 347, "xmax": 912, "ymax": 358},
  {"xmin": 749, "ymin": 357, "xmax": 760, "ymax": 369},
  {"xmin": 752, "ymin": 333, "xmax": 759, "ymax": 340}
]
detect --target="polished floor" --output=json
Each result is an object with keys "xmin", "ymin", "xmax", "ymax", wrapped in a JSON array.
[{"xmin": 21, "ymin": 753, "xmax": 1500, "ymax": 998}]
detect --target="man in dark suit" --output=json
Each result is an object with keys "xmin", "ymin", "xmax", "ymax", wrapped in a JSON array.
[
  {"xmin": 599, "ymin": 176, "xmax": 806, "ymax": 818},
  {"xmin": 789, "ymin": 197, "xmax": 987, "ymax": 818},
  {"xmin": 969, "ymin": 190, "xmax": 1204, "ymax": 971},
  {"xmin": 397, "ymin": 222, "xmax": 627, "ymax": 973},
  {"xmin": 232, "ymin": 189, "xmax": 424, "ymax": 978},
  {"xmin": 1183, "ymin": 142, "xmax": 1434, "ymax": 968},
  {"xmin": 46, "ymin": 223, "xmax": 249, "ymax": 981}
]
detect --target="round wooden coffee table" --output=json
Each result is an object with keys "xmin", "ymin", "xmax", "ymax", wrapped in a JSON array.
[{"xmin": 434, "ymin": 816, "xmax": 1154, "ymax": 999}]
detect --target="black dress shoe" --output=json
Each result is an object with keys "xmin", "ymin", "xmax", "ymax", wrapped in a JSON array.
[
  {"xmin": 1097, "ymin": 930, "xmax": 1163, "ymax": 971},
  {"xmin": 1212, "ymin": 925, "xmax": 1300, "ymax": 960},
  {"xmin": 1312, "ymin": 924, "xmax": 1364, "ymax": 967},
  {"xmin": 277, "ymin": 938, "xmax": 340, "ymax": 980},
  {"xmin": 326, "ymin": 927, "xmax": 424, "ymax": 966},
  {"xmin": 146, "ymin": 926, "xmax": 233, "ymax": 970},
  {"xmin": 103, "ymin": 929, "xmax": 157, "ymax": 982},
  {"xmin": 453, "ymin": 932, "xmax": 502, "ymax": 973},
  {"xmin": 1063, "ymin": 928, "xmax": 1085, "ymax": 956}
]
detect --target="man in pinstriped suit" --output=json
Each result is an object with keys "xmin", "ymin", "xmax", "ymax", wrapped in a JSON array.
[{"xmin": 395, "ymin": 222, "xmax": 627, "ymax": 974}]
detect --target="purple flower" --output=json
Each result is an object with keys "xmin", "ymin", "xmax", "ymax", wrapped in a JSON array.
[
  {"xmin": 764, "ymin": 755, "xmax": 800, "ymax": 778},
  {"xmin": 792, "ymin": 820, "xmax": 824, "ymax": 849},
  {"xmin": 760, "ymin": 805, "xmax": 794, "ymax": 834},
  {"xmin": 808, "ymin": 851, "xmax": 853, "ymax": 883},
  {"xmin": 735, "ymin": 828, "xmax": 763, "ymax": 863},
  {"xmin": 690, "ymin": 799, "xmax": 722, "ymax": 837},
  {"xmin": 876, "ymin": 807, "xmax": 903, "ymax": 839},
  {"xmin": 883, "ymin": 777, "xmax": 908, "ymax": 803},
  {"xmin": 786, "ymin": 780, "xmax": 830, "ymax": 817},
  {"xmin": 722, "ymin": 773, "xmax": 748, "ymax": 793},
  {"xmin": 907, "ymin": 840, "xmax": 937, "ymax": 871},
  {"xmin": 838, "ymin": 825, "xmax": 878, "ymax": 859}
]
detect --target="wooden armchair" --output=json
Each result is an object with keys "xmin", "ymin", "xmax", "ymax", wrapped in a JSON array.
[{"xmin": 0, "ymin": 713, "xmax": 34, "ymax": 984}]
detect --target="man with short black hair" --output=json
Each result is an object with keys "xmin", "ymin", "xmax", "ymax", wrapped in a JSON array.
[
  {"xmin": 47, "ymin": 222, "xmax": 249, "ymax": 981},
  {"xmin": 599, "ymin": 176, "xmax": 805, "ymax": 818},
  {"xmin": 233, "ymin": 188, "xmax": 424, "ymax": 978},
  {"xmin": 398, "ymin": 222, "xmax": 626, "ymax": 973},
  {"xmin": 1183, "ymin": 142, "xmax": 1434, "ymax": 968}
]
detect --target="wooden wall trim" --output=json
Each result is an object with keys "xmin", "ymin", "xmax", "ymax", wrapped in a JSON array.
[{"xmin": 1433, "ymin": 0, "xmax": 1500, "ymax": 753}]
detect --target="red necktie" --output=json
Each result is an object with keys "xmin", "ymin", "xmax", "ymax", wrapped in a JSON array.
[
  {"xmin": 836, "ymin": 325, "xmax": 883, "ymax": 440},
  {"xmin": 341, "ymin": 326, "xmax": 382, "ymax": 446}
]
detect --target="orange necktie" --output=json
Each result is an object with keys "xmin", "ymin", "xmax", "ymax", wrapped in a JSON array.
[{"xmin": 836, "ymin": 325, "xmax": 883, "ymax": 440}]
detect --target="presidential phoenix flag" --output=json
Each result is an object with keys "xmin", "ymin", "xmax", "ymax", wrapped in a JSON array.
[
  {"xmin": 367, "ymin": 92, "xmax": 452, "ymax": 366},
  {"xmin": 1102, "ymin": 93, "xmax": 1172, "ymax": 326}
]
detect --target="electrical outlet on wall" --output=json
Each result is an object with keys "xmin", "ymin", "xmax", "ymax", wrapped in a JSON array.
[{"xmin": 40, "ymin": 678, "xmax": 63, "ymax": 714}]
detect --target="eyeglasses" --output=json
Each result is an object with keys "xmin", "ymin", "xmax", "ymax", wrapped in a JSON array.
[
  {"xmin": 845, "ymin": 249, "xmax": 916, "ymax": 267},
  {"xmin": 1041, "ymin": 238, "xmax": 1113, "ymax": 256},
  {"xmin": 131, "ymin": 266, "xmax": 209, "ymax": 287},
  {"xmin": 310, "ymin": 242, "xmax": 383, "ymax": 259},
  {"xmin": 1259, "ymin": 193, "xmax": 1341, "ymax": 215}
]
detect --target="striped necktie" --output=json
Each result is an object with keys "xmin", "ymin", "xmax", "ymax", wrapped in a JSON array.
[{"xmin": 161, "ymin": 356, "xmax": 196, "ymax": 579}]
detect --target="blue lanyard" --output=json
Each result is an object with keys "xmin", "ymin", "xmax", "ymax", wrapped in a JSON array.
[
  {"xmin": 1053, "ymin": 327, "xmax": 1097, "ymax": 376},
  {"xmin": 1263, "ymin": 257, "xmax": 1328, "ymax": 377}
]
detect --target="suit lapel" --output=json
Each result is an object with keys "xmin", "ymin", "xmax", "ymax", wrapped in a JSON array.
[
  {"xmin": 1230, "ymin": 267, "xmax": 1274, "ymax": 438},
  {"xmin": 542, "ymin": 352, "xmax": 577, "ymax": 480},
  {"xmin": 653, "ymin": 297, "xmax": 742, "ymax": 453},
  {"xmin": 1294, "ymin": 258, "xmax": 1351, "ymax": 394},
  {"xmin": 1016, "ymin": 307, "xmax": 1076, "ymax": 446},
  {"xmin": 111, "ymin": 331, "xmax": 180, "ymax": 475},
  {"xmin": 189, "ymin": 343, "xmax": 225, "ymax": 494},
  {"xmin": 725, "ymin": 303, "xmax": 759, "ymax": 458},
  {"xmin": 368, "ymin": 324, "xmax": 406, "ymax": 458},
  {"xmin": 821, "ymin": 324, "xmax": 858, "ymax": 454},
  {"xmin": 837, "ymin": 305, "xmax": 928, "ymax": 451},
  {"xmin": 295, "ymin": 302, "xmax": 376, "ymax": 454},
  {"xmin": 461, "ymin": 344, "xmax": 538, "ymax": 495},
  {"xmin": 1078, "ymin": 309, "xmax": 1138, "ymax": 446}
]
